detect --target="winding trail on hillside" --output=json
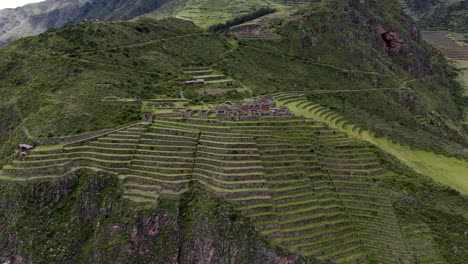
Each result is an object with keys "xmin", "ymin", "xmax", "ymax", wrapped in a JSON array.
[{"xmin": 240, "ymin": 42, "xmax": 397, "ymax": 77}]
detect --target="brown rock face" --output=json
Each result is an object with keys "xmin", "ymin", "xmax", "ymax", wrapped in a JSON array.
[{"xmin": 376, "ymin": 25, "xmax": 407, "ymax": 55}]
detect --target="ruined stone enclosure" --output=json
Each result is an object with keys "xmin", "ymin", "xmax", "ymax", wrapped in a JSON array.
[{"xmin": 1, "ymin": 99, "xmax": 446, "ymax": 264}]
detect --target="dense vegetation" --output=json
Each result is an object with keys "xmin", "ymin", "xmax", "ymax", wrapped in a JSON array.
[{"xmin": 0, "ymin": 171, "xmax": 318, "ymax": 263}]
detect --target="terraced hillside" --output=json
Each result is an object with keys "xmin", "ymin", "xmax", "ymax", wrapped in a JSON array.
[
  {"xmin": 183, "ymin": 67, "xmax": 234, "ymax": 84},
  {"xmin": 273, "ymin": 92, "xmax": 468, "ymax": 195},
  {"xmin": 422, "ymin": 31, "xmax": 468, "ymax": 60},
  {"xmin": 1, "ymin": 102, "xmax": 449, "ymax": 263}
]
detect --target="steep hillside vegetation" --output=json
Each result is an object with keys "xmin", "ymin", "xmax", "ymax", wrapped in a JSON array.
[
  {"xmin": 0, "ymin": 0, "xmax": 172, "ymax": 46},
  {"xmin": 0, "ymin": 171, "xmax": 319, "ymax": 263}
]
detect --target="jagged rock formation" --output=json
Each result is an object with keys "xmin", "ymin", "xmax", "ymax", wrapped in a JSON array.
[{"xmin": 0, "ymin": 0, "xmax": 172, "ymax": 46}]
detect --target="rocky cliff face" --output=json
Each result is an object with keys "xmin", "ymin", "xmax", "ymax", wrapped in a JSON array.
[
  {"xmin": 0, "ymin": 0, "xmax": 172, "ymax": 46},
  {"xmin": 0, "ymin": 171, "xmax": 322, "ymax": 264}
]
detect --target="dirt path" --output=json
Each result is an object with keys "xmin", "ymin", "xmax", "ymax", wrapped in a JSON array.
[{"xmin": 67, "ymin": 33, "xmax": 212, "ymax": 56}]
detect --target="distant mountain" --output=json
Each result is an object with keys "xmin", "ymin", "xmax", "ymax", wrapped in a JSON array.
[
  {"xmin": 403, "ymin": 0, "xmax": 468, "ymax": 32},
  {"xmin": 0, "ymin": 0, "xmax": 172, "ymax": 46}
]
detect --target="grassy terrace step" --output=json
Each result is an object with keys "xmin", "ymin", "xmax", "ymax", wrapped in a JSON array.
[
  {"xmin": 323, "ymin": 163, "xmax": 382, "ymax": 170},
  {"xmin": 138, "ymin": 138, "xmax": 198, "ymax": 146},
  {"xmin": 65, "ymin": 146, "xmax": 135, "ymax": 154},
  {"xmin": 327, "ymin": 168, "xmax": 387, "ymax": 176},
  {"xmin": 339, "ymin": 197, "xmax": 393, "ymax": 209},
  {"xmin": 194, "ymin": 156, "xmax": 262, "ymax": 166},
  {"xmin": 130, "ymin": 164, "xmax": 192, "ymax": 175},
  {"xmin": 326, "ymin": 152, "xmax": 376, "ymax": 159},
  {"xmin": 194, "ymin": 163, "xmax": 265, "ymax": 175},
  {"xmin": 196, "ymin": 179, "xmax": 271, "ymax": 198},
  {"xmin": 315, "ymin": 244, "xmax": 366, "ymax": 263},
  {"xmin": 329, "ymin": 147, "xmax": 374, "ymax": 153},
  {"xmin": 149, "ymin": 127, "xmax": 200, "ymax": 137},
  {"xmin": 278, "ymin": 203, "xmax": 344, "ymax": 221},
  {"xmin": 197, "ymin": 145, "xmax": 260, "ymax": 155},
  {"xmin": 137, "ymin": 144, "xmax": 197, "ymax": 152},
  {"xmin": 196, "ymin": 151, "xmax": 260, "ymax": 160},
  {"xmin": 124, "ymin": 182, "xmax": 162, "ymax": 192},
  {"xmin": 230, "ymin": 125, "xmax": 309, "ymax": 131},
  {"xmin": 324, "ymin": 157, "xmax": 379, "ymax": 164},
  {"xmin": 222, "ymin": 120, "xmax": 307, "ymax": 126},
  {"xmin": 299, "ymin": 236, "xmax": 362, "ymax": 257},
  {"xmin": 142, "ymin": 132, "xmax": 197, "ymax": 141},
  {"xmin": 133, "ymin": 154, "xmax": 193, "ymax": 162},
  {"xmin": 198, "ymin": 139, "xmax": 257, "ymax": 148},
  {"xmin": 230, "ymin": 195, "xmax": 274, "ymax": 204},
  {"xmin": 200, "ymin": 135, "xmax": 253, "ymax": 142},
  {"xmin": 88, "ymin": 142, "xmax": 137, "ymax": 149},
  {"xmin": 131, "ymin": 160, "xmax": 192, "ymax": 168},
  {"xmin": 120, "ymin": 174, "xmax": 189, "ymax": 192},
  {"xmin": 13, "ymin": 158, "xmax": 70, "ymax": 168},
  {"xmin": 268, "ymin": 218, "xmax": 349, "ymax": 238},
  {"xmin": 135, "ymin": 149, "xmax": 195, "ymax": 157},
  {"xmin": 192, "ymin": 168, "xmax": 266, "ymax": 182},
  {"xmin": 193, "ymin": 173, "xmax": 267, "ymax": 191},
  {"xmin": 98, "ymin": 137, "xmax": 140, "ymax": 143},
  {"xmin": 104, "ymin": 133, "xmax": 142, "ymax": 139},
  {"xmin": 274, "ymin": 223, "xmax": 355, "ymax": 245},
  {"xmin": 271, "ymin": 189, "xmax": 317, "ymax": 202},
  {"xmin": 66, "ymin": 152, "xmax": 133, "ymax": 160},
  {"xmin": 24, "ymin": 153, "xmax": 64, "ymax": 161},
  {"xmin": 270, "ymin": 184, "xmax": 316, "ymax": 196},
  {"xmin": 4, "ymin": 162, "xmax": 70, "ymax": 176},
  {"xmin": 265, "ymin": 166, "xmax": 319, "ymax": 175},
  {"xmin": 154, "ymin": 120, "xmax": 230, "ymax": 132}
]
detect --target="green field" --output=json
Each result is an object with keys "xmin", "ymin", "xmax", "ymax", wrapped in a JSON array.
[{"xmin": 142, "ymin": 0, "xmax": 287, "ymax": 28}]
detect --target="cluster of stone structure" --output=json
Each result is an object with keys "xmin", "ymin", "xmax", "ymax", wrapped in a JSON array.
[
  {"xmin": 215, "ymin": 97, "xmax": 293, "ymax": 121},
  {"xmin": 142, "ymin": 97, "xmax": 298, "ymax": 122}
]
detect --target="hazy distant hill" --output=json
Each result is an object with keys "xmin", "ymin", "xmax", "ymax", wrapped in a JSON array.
[
  {"xmin": 0, "ymin": 0, "xmax": 172, "ymax": 46},
  {"xmin": 403, "ymin": 0, "xmax": 468, "ymax": 32}
]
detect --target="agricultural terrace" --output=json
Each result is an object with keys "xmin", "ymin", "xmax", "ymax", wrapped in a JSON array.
[
  {"xmin": 0, "ymin": 96, "xmax": 447, "ymax": 263},
  {"xmin": 422, "ymin": 31, "xmax": 468, "ymax": 60},
  {"xmin": 274, "ymin": 92, "xmax": 468, "ymax": 195}
]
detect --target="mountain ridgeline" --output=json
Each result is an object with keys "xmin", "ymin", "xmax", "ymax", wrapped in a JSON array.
[
  {"xmin": 0, "ymin": 0, "xmax": 467, "ymax": 263},
  {"xmin": 0, "ymin": 0, "xmax": 172, "ymax": 46}
]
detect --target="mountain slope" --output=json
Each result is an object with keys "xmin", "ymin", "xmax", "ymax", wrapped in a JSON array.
[
  {"xmin": 0, "ymin": 1, "xmax": 466, "ymax": 160},
  {"xmin": 0, "ymin": 0, "xmax": 467, "ymax": 263},
  {"xmin": 0, "ymin": 0, "xmax": 172, "ymax": 46}
]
